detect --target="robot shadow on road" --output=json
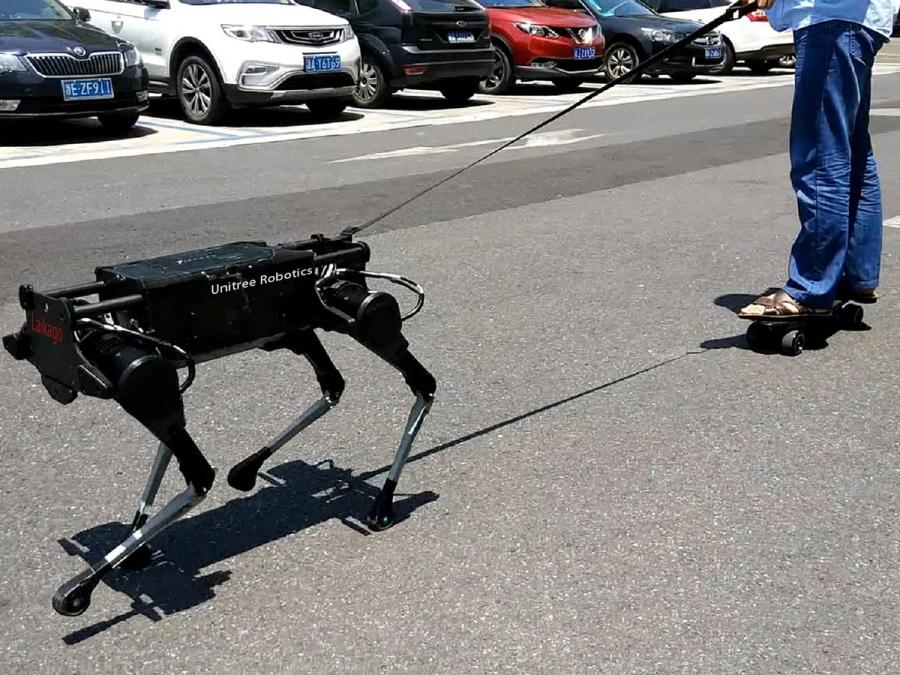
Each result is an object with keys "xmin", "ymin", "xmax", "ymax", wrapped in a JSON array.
[{"xmin": 58, "ymin": 457, "xmax": 438, "ymax": 646}]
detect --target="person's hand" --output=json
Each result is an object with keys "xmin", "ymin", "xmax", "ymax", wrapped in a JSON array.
[{"xmin": 742, "ymin": 0, "xmax": 774, "ymax": 9}]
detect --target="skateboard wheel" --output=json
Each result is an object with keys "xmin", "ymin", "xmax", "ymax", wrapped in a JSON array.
[
  {"xmin": 841, "ymin": 303, "xmax": 864, "ymax": 328},
  {"xmin": 746, "ymin": 322, "xmax": 768, "ymax": 349},
  {"xmin": 781, "ymin": 330, "xmax": 804, "ymax": 356}
]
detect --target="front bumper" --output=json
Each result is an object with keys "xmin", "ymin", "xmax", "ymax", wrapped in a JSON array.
[
  {"xmin": 0, "ymin": 66, "xmax": 149, "ymax": 119},
  {"xmin": 648, "ymin": 42, "xmax": 725, "ymax": 73},
  {"xmin": 517, "ymin": 57, "xmax": 604, "ymax": 80},
  {"xmin": 389, "ymin": 45, "xmax": 495, "ymax": 87}
]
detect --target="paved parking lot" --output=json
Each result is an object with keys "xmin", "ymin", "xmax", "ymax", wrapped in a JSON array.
[{"xmin": 2, "ymin": 51, "xmax": 900, "ymax": 672}]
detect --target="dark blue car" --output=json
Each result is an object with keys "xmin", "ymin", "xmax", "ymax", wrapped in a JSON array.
[{"xmin": 0, "ymin": 0, "xmax": 149, "ymax": 133}]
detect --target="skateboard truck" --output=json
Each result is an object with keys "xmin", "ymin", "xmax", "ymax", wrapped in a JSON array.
[
  {"xmin": 741, "ymin": 300, "xmax": 865, "ymax": 356},
  {"xmin": 4, "ymin": 233, "xmax": 435, "ymax": 616}
]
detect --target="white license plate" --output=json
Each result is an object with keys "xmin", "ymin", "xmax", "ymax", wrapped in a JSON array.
[
  {"xmin": 447, "ymin": 31, "xmax": 475, "ymax": 43},
  {"xmin": 61, "ymin": 78, "xmax": 114, "ymax": 101}
]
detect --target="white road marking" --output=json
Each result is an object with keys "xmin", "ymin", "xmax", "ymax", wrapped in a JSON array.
[
  {"xmin": 331, "ymin": 129, "xmax": 604, "ymax": 163},
  {"xmin": 884, "ymin": 215, "xmax": 900, "ymax": 228},
  {"xmin": 871, "ymin": 108, "xmax": 900, "ymax": 117},
  {"xmin": 1, "ymin": 67, "xmax": 898, "ymax": 171}
]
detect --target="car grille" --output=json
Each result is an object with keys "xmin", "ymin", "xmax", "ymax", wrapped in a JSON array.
[
  {"xmin": 561, "ymin": 27, "xmax": 595, "ymax": 45},
  {"xmin": 693, "ymin": 34, "xmax": 721, "ymax": 46},
  {"xmin": 26, "ymin": 52, "xmax": 124, "ymax": 78},
  {"xmin": 275, "ymin": 28, "xmax": 343, "ymax": 46}
]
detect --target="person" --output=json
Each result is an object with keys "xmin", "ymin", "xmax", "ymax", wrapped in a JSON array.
[{"xmin": 739, "ymin": 0, "xmax": 900, "ymax": 318}]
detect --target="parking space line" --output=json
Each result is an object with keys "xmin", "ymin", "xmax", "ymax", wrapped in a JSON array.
[{"xmin": 884, "ymin": 215, "xmax": 900, "ymax": 228}]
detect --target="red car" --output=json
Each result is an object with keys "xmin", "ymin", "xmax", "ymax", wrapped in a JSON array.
[{"xmin": 478, "ymin": 0, "xmax": 605, "ymax": 95}]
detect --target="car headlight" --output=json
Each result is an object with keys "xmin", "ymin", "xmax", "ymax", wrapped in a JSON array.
[
  {"xmin": 0, "ymin": 53, "xmax": 25, "ymax": 75},
  {"xmin": 514, "ymin": 23, "xmax": 560, "ymax": 39},
  {"xmin": 642, "ymin": 28, "xmax": 679, "ymax": 43},
  {"xmin": 342, "ymin": 24, "xmax": 355, "ymax": 41},
  {"xmin": 120, "ymin": 43, "xmax": 142, "ymax": 67},
  {"xmin": 222, "ymin": 25, "xmax": 276, "ymax": 43}
]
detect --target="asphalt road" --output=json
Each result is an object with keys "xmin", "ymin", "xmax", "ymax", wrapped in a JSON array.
[{"xmin": 2, "ymin": 67, "xmax": 900, "ymax": 673}]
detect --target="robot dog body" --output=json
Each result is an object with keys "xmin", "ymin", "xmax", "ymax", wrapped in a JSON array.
[{"xmin": 3, "ymin": 232, "xmax": 435, "ymax": 617}]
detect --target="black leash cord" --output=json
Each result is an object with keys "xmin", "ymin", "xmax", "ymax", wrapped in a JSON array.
[{"xmin": 344, "ymin": 0, "xmax": 759, "ymax": 237}]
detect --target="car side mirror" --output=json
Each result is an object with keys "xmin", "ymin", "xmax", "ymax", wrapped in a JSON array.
[{"xmin": 72, "ymin": 7, "xmax": 91, "ymax": 21}]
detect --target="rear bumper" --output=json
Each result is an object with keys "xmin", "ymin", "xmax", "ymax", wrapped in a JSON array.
[
  {"xmin": 389, "ymin": 45, "xmax": 495, "ymax": 86},
  {"xmin": 737, "ymin": 43, "xmax": 795, "ymax": 61}
]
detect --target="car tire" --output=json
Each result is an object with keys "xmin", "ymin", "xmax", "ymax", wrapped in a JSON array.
[
  {"xmin": 748, "ymin": 60, "xmax": 775, "ymax": 75},
  {"xmin": 97, "ymin": 111, "xmax": 140, "ymax": 135},
  {"xmin": 551, "ymin": 78, "xmax": 585, "ymax": 93},
  {"xmin": 604, "ymin": 43, "xmax": 642, "ymax": 84},
  {"xmin": 668, "ymin": 72, "xmax": 696, "ymax": 83},
  {"xmin": 176, "ymin": 54, "xmax": 228, "ymax": 125},
  {"xmin": 711, "ymin": 39, "xmax": 736, "ymax": 74},
  {"xmin": 479, "ymin": 47, "xmax": 514, "ymax": 95},
  {"xmin": 352, "ymin": 55, "xmax": 390, "ymax": 108},
  {"xmin": 439, "ymin": 77, "xmax": 480, "ymax": 104},
  {"xmin": 306, "ymin": 97, "xmax": 350, "ymax": 119}
]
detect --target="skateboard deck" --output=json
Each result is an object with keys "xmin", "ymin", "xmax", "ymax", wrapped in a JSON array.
[{"xmin": 738, "ymin": 299, "xmax": 864, "ymax": 355}]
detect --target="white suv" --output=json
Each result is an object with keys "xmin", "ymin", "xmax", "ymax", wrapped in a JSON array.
[{"xmin": 64, "ymin": 0, "xmax": 361, "ymax": 124}]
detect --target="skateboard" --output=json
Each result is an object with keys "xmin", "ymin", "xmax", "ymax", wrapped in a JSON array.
[{"xmin": 739, "ymin": 299, "xmax": 865, "ymax": 356}]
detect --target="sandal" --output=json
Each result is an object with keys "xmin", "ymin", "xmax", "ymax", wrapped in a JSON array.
[
  {"xmin": 838, "ymin": 287, "xmax": 879, "ymax": 304},
  {"xmin": 738, "ymin": 289, "xmax": 832, "ymax": 319}
]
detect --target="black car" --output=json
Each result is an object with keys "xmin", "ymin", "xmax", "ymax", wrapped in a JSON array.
[
  {"xmin": 545, "ymin": 0, "xmax": 725, "ymax": 82},
  {"xmin": 0, "ymin": 0, "xmax": 149, "ymax": 133},
  {"xmin": 294, "ymin": 0, "xmax": 495, "ymax": 107}
]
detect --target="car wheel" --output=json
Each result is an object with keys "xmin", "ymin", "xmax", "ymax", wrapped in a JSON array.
[
  {"xmin": 177, "ymin": 54, "xmax": 228, "ymax": 125},
  {"xmin": 778, "ymin": 54, "xmax": 796, "ymax": 68},
  {"xmin": 668, "ymin": 72, "xmax": 696, "ymax": 83},
  {"xmin": 352, "ymin": 56, "xmax": 390, "ymax": 108},
  {"xmin": 604, "ymin": 43, "xmax": 641, "ymax": 84},
  {"xmin": 711, "ymin": 39, "xmax": 736, "ymax": 74},
  {"xmin": 439, "ymin": 77, "xmax": 480, "ymax": 104},
  {"xmin": 306, "ymin": 98, "xmax": 350, "ymax": 119},
  {"xmin": 551, "ymin": 78, "xmax": 585, "ymax": 94},
  {"xmin": 97, "ymin": 111, "xmax": 140, "ymax": 136},
  {"xmin": 479, "ymin": 47, "xmax": 514, "ymax": 95},
  {"xmin": 748, "ymin": 60, "xmax": 775, "ymax": 75}
]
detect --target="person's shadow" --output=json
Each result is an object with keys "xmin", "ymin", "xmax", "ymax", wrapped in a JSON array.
[
  {"xmin": 702, "ymin": 290, "xmax": 870, "ymax": 352},
  {"xmin": 57, "ymin": 458, "xmax": 437, "ymax": 645}
]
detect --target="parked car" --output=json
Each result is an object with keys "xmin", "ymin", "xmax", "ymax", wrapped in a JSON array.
[
  {"xmin": 476, "ymin": 0, "xmax": 604, "ymax": 95},
  {"xmin": 644, "ymin": 0, "xmax": 793, "ymax": 74},
  {"xmin": 64, "ymin": 0, "xmax": 361, "ymax": 124},
  {"xmin": 0, "ymin": 0, "xmax": 148, "ymax": 133},
  {"xmin": 545, "ymin": 0, "xmax": 724, "ymax": 83},
  {"xmin": 293, "ymin": 0, "xmax": 495, "ymax": 108}
]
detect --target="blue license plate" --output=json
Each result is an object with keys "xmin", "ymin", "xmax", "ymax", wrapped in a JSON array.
[
  {"xmin": 447, "ymin": 30, "xmax": 475, "ymax": 43},
  {"xmin": 304, "ymin": 55, "xmax": 341, "ymax": 72},
  {"xmin": 706, "ymin": 47, "xmax": 723, "ymax": 59},
  {"xmin": 574, "ymin": 47, "xmax": 595, "ymax": 60},
  {"xmin": 61, "ymin": 78, "xmax": 113, "ymax": 101}
]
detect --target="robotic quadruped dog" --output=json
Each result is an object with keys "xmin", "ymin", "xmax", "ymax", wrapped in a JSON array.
[
  {"xmin": 3, "ymin": 231, "xmax": 435, "ymax": 617},
  {"xmin": 3, "ymin": 0, "xmax": 758, "ymax": 619}
]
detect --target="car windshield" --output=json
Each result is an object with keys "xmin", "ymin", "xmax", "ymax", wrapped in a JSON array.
[
  {"xmin": 178, "ymin": 0, "xmax": 293, "ymax": 5},
  {"xmin": 478, "ymin": 0, "xmax": 545, "ymax": 7},
  {"xmin": 0, "ymin": 0, "xmax": 72, "ymax": 20},
  {"xmin": 583, "ymin": 0, "xmax": 655, "ymax": 16}
]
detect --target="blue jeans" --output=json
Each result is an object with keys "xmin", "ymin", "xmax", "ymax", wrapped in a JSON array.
[{"xmin": 784, "ymin": 20, "xmax": 887, "ymax": 308}]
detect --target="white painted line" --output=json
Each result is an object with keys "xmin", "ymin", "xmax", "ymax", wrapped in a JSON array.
[
  {"xmin": 871, "ymin": 108, "xmax": 900, "ymax": 117},
  {"xmin": 884, "ymin": 215, "xmax": 900, "ymax": 228}
]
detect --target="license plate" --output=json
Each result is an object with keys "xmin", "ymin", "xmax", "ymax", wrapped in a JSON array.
[
  {"xmin": 61, "ymin": 78, "xmax": 113, "ymax": 101},
  {"xmin": 573, "ymin": 47, "xmax": 595, "ymax": 60},
  {"xmin": 705, "ymin": 47, "xmax": 723, "ymax": 59},
  {"xmin": 447, "ymin": 30, "xmax": 475, "ymax": 43},
  {"xmin": 304, "ymin": 55, "xmax": 341, "ymax": 72}
]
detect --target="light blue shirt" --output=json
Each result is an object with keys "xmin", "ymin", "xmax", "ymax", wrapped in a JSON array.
[{"xmin": 766, "ymin": 0, "xmax": 900, "ymax": 38}]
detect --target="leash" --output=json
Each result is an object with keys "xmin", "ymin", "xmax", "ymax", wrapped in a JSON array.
[{"xmin": 343, "ymin": 0, "xmax": 760, "ymax": 237}]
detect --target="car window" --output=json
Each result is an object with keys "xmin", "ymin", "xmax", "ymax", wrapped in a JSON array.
[
  {"xmin": 478, "ymin": 0, "xmax": 544, "ymax": 7},
  {"xmin": 293, "ymin": 0, "xmax": 358, "ymax": 15},
  {"xmin": 0, "ymin": 0, "xmax": 72, "ymax": 20},
  {"xmin": 356, "ymin": 0, "xmax": 378, "ymax": 11},
  {"xmin": 657, "ymin": 0, "xmax": 716, "ymax": 11},
  {"xmin": 583, "ymin": 0, "xmax": 655, "ymax": 17}
]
